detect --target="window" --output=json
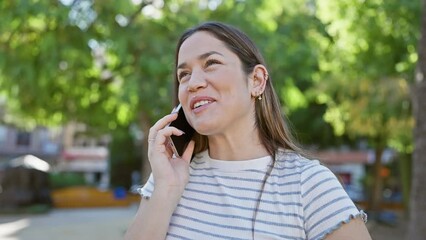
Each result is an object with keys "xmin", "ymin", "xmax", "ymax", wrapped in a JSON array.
[{"xmin": 16, "ymin": 131, "xmax": 31, "ymax": 146}]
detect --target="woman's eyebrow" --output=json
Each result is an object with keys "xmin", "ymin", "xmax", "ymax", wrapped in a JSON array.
[{"xmin": 177, "ymin": 51, "xmax": 223, "ymax": 69}]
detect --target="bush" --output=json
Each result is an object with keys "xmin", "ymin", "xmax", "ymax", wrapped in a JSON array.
[{"xmin": 49, "ymin": 172, "xmax": 86, "ymax": 189}]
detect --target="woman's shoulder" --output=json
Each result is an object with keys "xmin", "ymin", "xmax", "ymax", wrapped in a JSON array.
[
  {"xmin": 275, "ymin": 148, "xmax": 321, "ymax": 169},
  {"xmin": 275, "ymin": 149, "xmax": 335, "ymax": 178}
]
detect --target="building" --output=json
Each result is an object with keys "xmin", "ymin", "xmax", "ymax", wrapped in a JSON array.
[
  {"xmin": 0, "ymin": 122, "xmax": 111, "ymax": 188},
  {"xmin": 57, "ymin": 122, "xmax": 111, "ymax": 188},
  {"xmin": 0, "ymin": 125, "xmax": 61, "ymax": 163}
]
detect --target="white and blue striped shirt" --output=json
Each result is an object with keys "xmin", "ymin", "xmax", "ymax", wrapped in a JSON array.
[{"xmin": 140, "ymin": 150, "xmax": 365, "ymax": 240}]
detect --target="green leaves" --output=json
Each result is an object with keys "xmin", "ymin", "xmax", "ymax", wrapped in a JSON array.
[
  {"xmin": 315, "ymin": 0, "xmax": 418, "ymax": 149},
  {"xmin": 0, "ymin": 0, "xmax": 419, "ymax": 153}
]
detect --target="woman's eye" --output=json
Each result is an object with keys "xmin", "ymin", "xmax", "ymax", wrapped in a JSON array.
[
  {"xmin": 205, "ymin": 59, "xmax": 221, "ymax": 68},
  {"xmin": 178, "ymin": 72, "xmax": 190, "ymax": 82}
]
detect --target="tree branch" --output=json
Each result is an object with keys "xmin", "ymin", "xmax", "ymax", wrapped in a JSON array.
[{"xmin": 127, "ymin": 0, "xmax": 153, "ymax": 26}]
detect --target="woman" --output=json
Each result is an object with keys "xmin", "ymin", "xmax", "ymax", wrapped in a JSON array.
[{"xmin": 125, "ymin": 22, "xmax": 371, "ymax": 240}]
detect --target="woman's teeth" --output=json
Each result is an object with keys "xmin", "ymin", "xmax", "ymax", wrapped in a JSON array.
[{"xmin": 194, "ymin": 100, "xmax": 210, "ymax": 109}]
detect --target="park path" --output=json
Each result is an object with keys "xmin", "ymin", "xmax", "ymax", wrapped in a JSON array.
[
  {"xmin": 0, "ymin": 206, "xmax": 407, "ymax": 240},
  {"xmin": 0, "ymin": 206, "xmax": 136, "ymax": 240}
]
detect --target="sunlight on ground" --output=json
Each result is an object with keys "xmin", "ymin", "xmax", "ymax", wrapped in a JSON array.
[{"xmin": 0, "ymin": 218, "xmax": 30, "ymax": 240}]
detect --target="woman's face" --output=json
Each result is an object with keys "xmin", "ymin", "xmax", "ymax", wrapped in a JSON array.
[{"xmin": 177, "ymin": 31, "xmax": 255, "ymax": 136}]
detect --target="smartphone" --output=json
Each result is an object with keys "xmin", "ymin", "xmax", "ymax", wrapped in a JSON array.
[{"xmin": 168, "ymin": 104, "xmax": 195, "ymax": 157}]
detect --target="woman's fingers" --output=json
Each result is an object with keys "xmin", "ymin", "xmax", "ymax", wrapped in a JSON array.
[
  {"xmin": 147, "ymin": 113, "xmax": 178, "ymax": 142},
  {"xmin": 148, "ymin": 126, "xmax": 185, "ymax": 161},
  {"xmin": 154, "ymin": 127, "xmax": 185, "ymax": 146}
]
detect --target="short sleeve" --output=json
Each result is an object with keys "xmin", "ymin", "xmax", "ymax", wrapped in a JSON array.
[
  {"xmin": 136, "ymin": 173, "xmax": 154, "ymax": 199},
  {"xmin": 301, "ymin": 161, "xmax": 366, "ymax": 240}
]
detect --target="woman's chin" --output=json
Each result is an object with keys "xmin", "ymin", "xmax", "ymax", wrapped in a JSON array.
[{"xmin": 193, "ymin": 123, "xmax": 217, "ymax": 136}]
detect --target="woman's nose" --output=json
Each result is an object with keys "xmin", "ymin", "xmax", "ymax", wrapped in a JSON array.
[{"xmin": 187, "ymin": 70, "xmax": 207, "ymax": 92}]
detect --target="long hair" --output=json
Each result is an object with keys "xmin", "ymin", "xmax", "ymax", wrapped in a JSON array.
[{"xmin": 173, "ymin": 22, "xmax": 302, "ymax": 158}]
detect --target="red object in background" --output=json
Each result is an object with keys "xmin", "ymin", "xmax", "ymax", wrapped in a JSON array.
[
  {"xmin": 380, "ymin": 167, "xmax": 391, "ymax": 177},
  {"xmin": 338, "ymin": 173, "xmax": 352, "ymax": 185}
]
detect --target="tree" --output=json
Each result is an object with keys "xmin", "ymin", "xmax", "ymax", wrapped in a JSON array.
[
  {"xmin": 0, "ymin": 0, "xmax": 136, "ymax": 129},
  {"xmin": 1, "ymin": 0, "xmax": 332, "ymax": 181},
  {"xmin": 407, "ymin": 0, "xmax": 426, "ymax": 238},
  {"xmin": 3, "ymin": 1, "xmax": 418, "ymax": 198},
  {"xmin": 315, "ymin": 0, "xmax": 420, "ymax": 214}
]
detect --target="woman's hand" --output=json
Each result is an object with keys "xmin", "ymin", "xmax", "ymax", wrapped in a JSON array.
[
  {"xmin": 125, "ymin": 113, "xmax": 194, "ymax": 240},
  {"xmin": 147, "ymin": 113, "xmax": 195, "ymax": 199}
]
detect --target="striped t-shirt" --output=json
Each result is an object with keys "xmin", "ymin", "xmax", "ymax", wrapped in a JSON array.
[{"xmin": 140, "ymin": 149, "xmax": 365, "ymax": 240}]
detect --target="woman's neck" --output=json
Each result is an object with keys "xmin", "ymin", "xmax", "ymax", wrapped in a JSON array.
[{"xmin": 207, "ymin": 128, "xmax": 269, "ymax": 161}]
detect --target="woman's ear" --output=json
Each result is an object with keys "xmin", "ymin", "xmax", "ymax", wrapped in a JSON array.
[{"xmin": 250, "ymin": 64, "xmax": 269, "ymax": 98}]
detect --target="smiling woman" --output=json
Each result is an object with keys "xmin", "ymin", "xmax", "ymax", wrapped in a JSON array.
[{"xmin": 125, "ymin": 22, "xmax": 372, "ymax": 240}]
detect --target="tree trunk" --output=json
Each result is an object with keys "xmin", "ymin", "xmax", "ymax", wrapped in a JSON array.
[
  {"xmin": 139, "ymin": 112, "xmax": 153, "ymax": 183},
  {"xmin": 399, "ymin": 153, "xmax": 412, "ymax": 211},
  {"xmin": 370, "ymin": 147, "xmax": 384, "ymax": 216},
  {"xmin": 407, "ymin": 0, "xmax": 426, "ymax": 238}
]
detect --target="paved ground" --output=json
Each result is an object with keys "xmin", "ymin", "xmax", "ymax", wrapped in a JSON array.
[
  {"xmin": 0, "ymin": 206, "xmax": 407, "ymax": 240},
  {"xmin": 0, "ymin": 205, "xmax": 137, "ymax": 240}
]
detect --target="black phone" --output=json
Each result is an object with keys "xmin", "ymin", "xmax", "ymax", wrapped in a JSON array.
[{"xmin": 168, "ymin": 104, "xmax": 195, "ymax": 157}]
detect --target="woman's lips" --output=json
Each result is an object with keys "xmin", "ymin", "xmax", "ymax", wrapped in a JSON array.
[
  {"xmin": 190, "ymin": 96, "xmax": 216, "ymax": 110},
  {"xmin": 190, "ymin": 96, "xmax": 216, "ymax": 114}
]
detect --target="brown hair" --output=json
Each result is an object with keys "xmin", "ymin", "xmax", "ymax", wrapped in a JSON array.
[{"xmin": 174, "ymin": 21, "xmax": 302, "ymax": 158}]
